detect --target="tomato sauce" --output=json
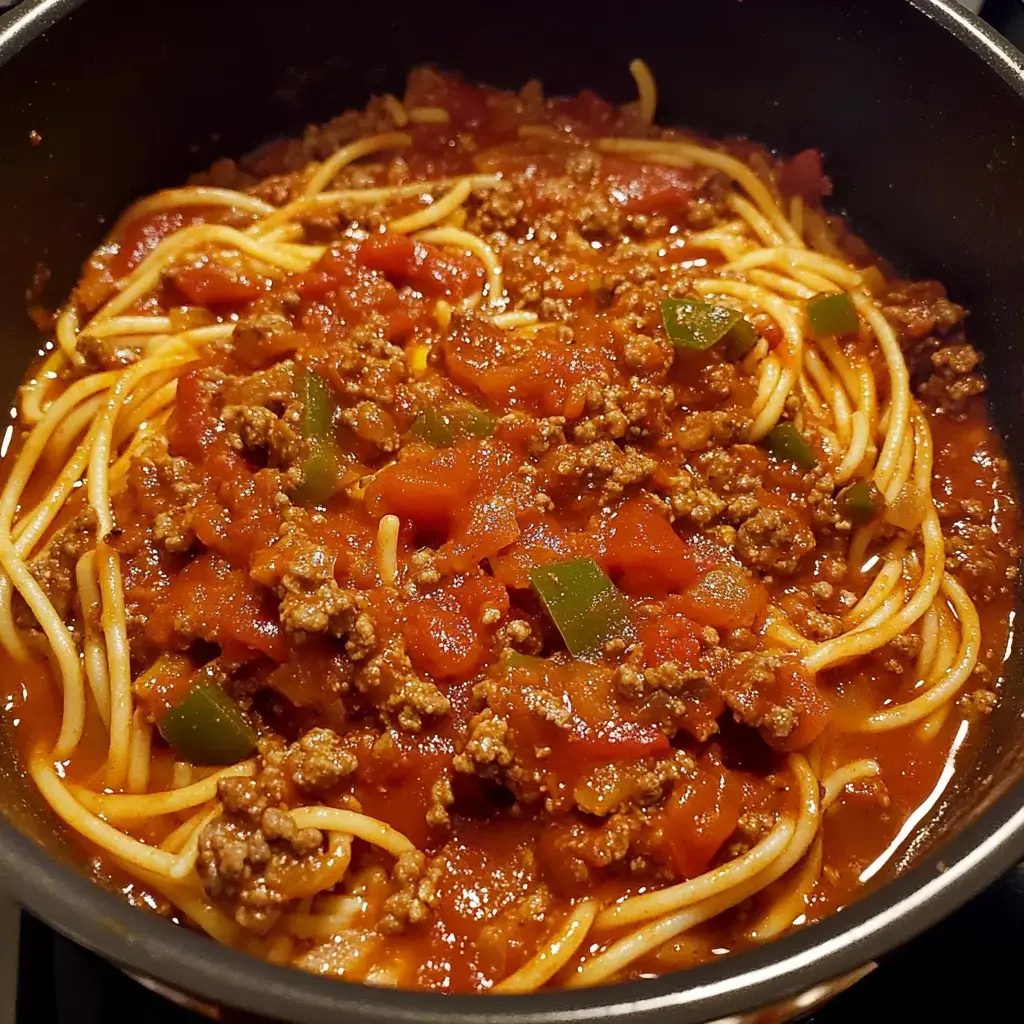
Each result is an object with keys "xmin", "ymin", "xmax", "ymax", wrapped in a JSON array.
[{"xmin": 0, "ymin": 66, "xmax": 1019, "ymax": 991}]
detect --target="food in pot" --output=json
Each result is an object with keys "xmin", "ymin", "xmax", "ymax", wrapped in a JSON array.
[{"xmin": 0, "ymin": 61, "xmax": 1017, "ymax": 991}]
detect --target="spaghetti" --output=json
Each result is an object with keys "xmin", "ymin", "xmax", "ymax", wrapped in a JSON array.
[{"xmin": 0, "ymin": 60, "xmax": 1017, "ymax": 994}]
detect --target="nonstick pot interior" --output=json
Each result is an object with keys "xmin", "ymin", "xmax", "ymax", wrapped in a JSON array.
[{"xmin": 1, "ymin": 1, "xmax": 1024, "ymax": 1021}]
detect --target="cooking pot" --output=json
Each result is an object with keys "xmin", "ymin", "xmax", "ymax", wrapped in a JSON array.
[{"xmin": 1, "ymin": 0, "xmax": 1023, "ymax": 1020}]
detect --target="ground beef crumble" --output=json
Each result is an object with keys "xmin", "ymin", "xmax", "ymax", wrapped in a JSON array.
[
  {"xmin": 383, "ymin": 677, "xmax": 451, "ymax": 732},
  {"xmin": 547, "ymin": 812, "xmax": 648, "ymax": 884},
  {"xmin": 41, "ymin": 65, "xmax": 1018, "ymax": 988},
  {"xmin": 543, "ymin": 440, "xmax": 656, "ymax": 503},
  {"xmin": 736, "ymin": 508, "xmax": 816, "ymax": 576},
  {"xmin": 453, "ymin": 709, "xmax": 512, "ymax": 776},
  {"xmin": 717, "ymin": 653, "xmax": 797, "ymax": 739},
  {"xmin": 881, "ymin": 279, "xmax": 966, "ymax": 341},
  {"xmin": 76, "ymin": 333, "xmax": 141, "ymax": 372},
  {"xmin": 199, "ymin": 732, "xmax": 357, "ymax": 933},
  {"xmin": 917, "ymin": 343, "xmax": 987, "ymax": 415},
  {"xmin": 222, "ymin": 403, "xmax": 308, "ymax": 475},
  {"xmin": 250, "ymin": 514, "xmax": 377, "ymax": 655},
  {"xmin": 378, "ymin": 850, "xmax": 432, "ymax": 934}
]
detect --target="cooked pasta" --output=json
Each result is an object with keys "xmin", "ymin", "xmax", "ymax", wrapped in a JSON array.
[{"xmin": 0, "ymin": 60, "xmax": 1017, "ymax": 994}]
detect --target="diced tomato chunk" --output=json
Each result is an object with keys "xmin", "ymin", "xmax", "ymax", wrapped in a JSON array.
[
  {"xmin": 489, "ymin": 510, "xmax": 571, "ymax": 588},
  {"xmin": 365, "ymin": 443, "xmax": 473, "ymax": 532},
  {"xmin": 601, "ymin": 497, "xmax": 697, "ymax": 596},
  {"xmin": 568, "ymin": 720, "xmax": 670, "ymax": 762},
  {"xmin": 173, "ymin": 263, "xmax": 268, "ymax": 306},
  {"xmin": 633, "ymin": 598, "xmax": 720, "ymax": 740},
  {"xmin": 266, "ymin": 643, "xmax": 350, "ymax": 726},
  {"xmin": 148, "ymin": 554, "xmax": 286, "ymax": 662},
  {"xmin": 134, "ymin": 654, "xmax": 194, "ymax": 718},
  {"xmin": 112, "ymin": 209, "xmax": 205, "ymax": 277},
  {"xmin": 640, "ymin": 608, "xmax": 701, "ymax": 668},
  {"xmin": 357, "ymin": 233, "xmax": 418, "ymax": 276},
  {"xmin": 290, "ymin": 244, "xmax": 405, "ymax": 324},
  {"xmin": 472, "ymin": 144, "xmax": 565, "ymax": 179},
  {"xmin": 445, "ymin": 573, "xmax": 510, "ymax": 626},
  {"xmin": 444, "ymin": 319, "xmax": 614, "ymax": 416},
  {"xmin": 310, "ymin": 245, "xmax": 359, "ymax": 279},
  {"xmin": 402, "ymin": 600, "xmax": 483, "ymax": 680},
  {"xmin": 191, "ymin": 455, "xmax": 289, "ymax": 563},
  {"xmin": 665, "ymin": 766, "xmax": 742, "ymax": 878},
  {"xmin": 537, "ymin": 715, "xmax": 672, "ymax": 783},
  {"xmin": 679, "ymin": 566, "xmax": 768, "ymax": 631},
  {"xmin": 779, "ymin": 148, "xmax": 831, "ymax": 203},
  {"xmin": 358, "ymin": 232, "xmax": 484, "ymax": 300},
  {"xmin": 550, "ymin": 90, "xmax": 617, "ymax": 135},
  {"xmin": 441, "ymin": 495, "xmax": 520, "ymax": 574},
  {"xmin": 291, "ymin": 269, "xmax": 341, "ymax": 300},
  {"xmin": 763, "ymin": 663, "xmax": 832, "ymax": 752},
  {"xmin": 602, "ymin": 156, "xmax": 699, "ymax": 214},
  {"xmin": 366, "ymin": 439, "xmax": 521, "ymax": 566},
  {"xmin": 171, "ymin": 366, "xmax": 220, "ymax": 462},
  {"xmin": 404, "ymin": 67, "xmax": 489, "ymax": 129},
  {"xmin": 353, "ymin": 726, "xmax": 455, "ymax": 847}
]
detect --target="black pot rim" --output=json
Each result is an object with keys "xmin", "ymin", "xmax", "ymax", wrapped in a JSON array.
[{"xmin": 2, "ymin": 1, "xmax": 1024, "ymax": 1021}]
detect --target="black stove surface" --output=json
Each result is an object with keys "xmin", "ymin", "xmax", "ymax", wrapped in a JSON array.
[{"xmin": 11, "ymin": 1, "xmax": 1024, "ymax": 1021}]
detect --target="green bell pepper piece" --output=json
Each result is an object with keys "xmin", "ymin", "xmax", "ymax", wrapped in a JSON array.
[
  {"xmin": 295, "ymin": 367, "xmax": 342, "ymax": 505},
  {"xmin": 529, "ymin": 557, "xmax": 634, "ymax": 660},
  {"xmin": 158, "ymin": 680, "xmax": 257, "ymax": 766},
  {"xmin": 293, "ymin": 444, "xmax": 343, "ymax": 505},
  {"xmin": 806, "ymin": 292, "xmax": 858, "ymax": 339},
  {"xmin": 660, "ymin": 298, "xmax": 758, "ymax": 353},
  {"xmin": 409, "ymin": 402, "xmax": 497, "ymax": 448},
  {"xmin": 301, "ymin": 367, "xmax": 335, "ymax": 439},
  {"xmin": 838, "ymin": 479, "xmax": 884, "ymax": 525},
  {"xmin": 764, "ymin": 422, "xmax": 817, "ymax": 471}
]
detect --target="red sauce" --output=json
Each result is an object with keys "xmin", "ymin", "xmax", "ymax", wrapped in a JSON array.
[{"xmin": 1, "ymin": 66, "xmax": 1019, "ymax": 991}]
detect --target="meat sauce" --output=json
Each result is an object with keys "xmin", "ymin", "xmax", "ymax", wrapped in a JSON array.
[{"xmin": 1, "ymin": 66, "xmax": 1019, "ymax": 990}]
